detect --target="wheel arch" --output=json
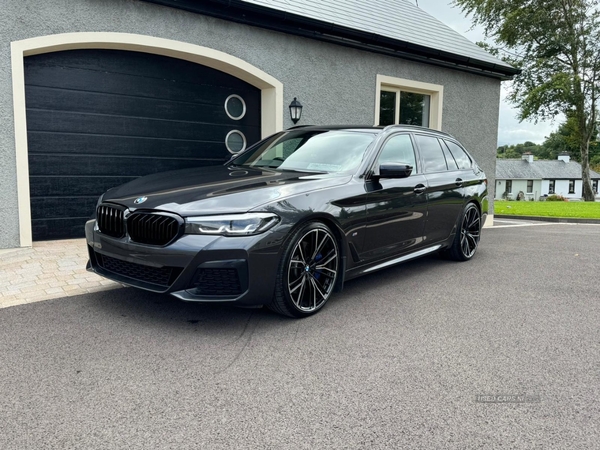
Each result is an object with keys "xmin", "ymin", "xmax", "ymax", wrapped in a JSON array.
[
  {"xmin": 446, "ymin": 198, "xmax": 482, "ymax": 248},
  {"xmin": 282, "ymin": 212, "xmax": 348, "ymax": 291}
]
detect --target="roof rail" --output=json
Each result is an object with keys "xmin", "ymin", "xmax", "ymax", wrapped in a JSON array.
[{"xmin": 381, "ymin": 124, "xmax": 452, "ymax": 136}]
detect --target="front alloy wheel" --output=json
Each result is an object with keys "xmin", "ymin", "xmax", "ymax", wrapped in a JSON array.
[{"xmin": 270, "ymin": 222, "xmax": 339, "ymax": 317}]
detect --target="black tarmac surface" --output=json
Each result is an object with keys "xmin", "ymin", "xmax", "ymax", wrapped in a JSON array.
[{"xmin": 1, "ymin": 223, "xmax": 599, "ymax": 449}]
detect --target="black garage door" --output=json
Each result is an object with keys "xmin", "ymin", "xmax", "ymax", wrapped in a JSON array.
[{"xmin": 25, "ymin": 49, "xmax": 261, "ymax": 241}]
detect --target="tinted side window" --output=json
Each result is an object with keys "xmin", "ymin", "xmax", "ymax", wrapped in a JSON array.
[
  {"xmin": 414, "ymin": 135, "xmax": 447, "ymax": 173},
  {"xmin": 445, "ymin": 140, "xmax": 472, "ymax": 170},
  {"xmin": 377, "ymin": 134, "xmax": 417, "ymax": 171},
  {"xmin": 440, "ymin": 139, "xmax": 458, "ymax": 170}
]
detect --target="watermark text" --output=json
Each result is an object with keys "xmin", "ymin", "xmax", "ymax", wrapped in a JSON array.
[{"xmin": 475, "ymin": 394, "xmax": 540, "ymax": 403}]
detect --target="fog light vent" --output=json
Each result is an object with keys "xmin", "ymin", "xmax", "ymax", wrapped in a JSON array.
[{"xmin": 191, "ymin": 268, "xmax": 242, "ymax": 296}]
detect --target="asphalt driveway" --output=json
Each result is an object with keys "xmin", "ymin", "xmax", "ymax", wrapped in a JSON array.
[{"xmin": 1, "ymin": 223, "xmax": 599, "ymax": 449}]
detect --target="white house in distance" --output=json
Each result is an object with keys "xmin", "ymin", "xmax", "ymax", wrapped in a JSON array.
[{"xmin": 495, "ymin": 152, "xmax": 600, "ymax": 201}]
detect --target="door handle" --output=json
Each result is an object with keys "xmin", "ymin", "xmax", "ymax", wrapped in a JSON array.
[
  {"xmin": 414, "ymin": 184, "xmax": 426, "ymax": 194},
  {"xmin": 455, "ymin": 178, "xmax": 464, "ymax": 187}
]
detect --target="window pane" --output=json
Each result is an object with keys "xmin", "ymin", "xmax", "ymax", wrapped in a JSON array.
[
  {"xmin": 527, "ymin": 180, "xmax": 533, "ymax": 193},
  {"xmin": 279, "ymin": 131, "xmax": 375, "ymax": 173},
  {"xmin": 262, "ymin": 138, "xmax": 303, "ymax": 160},
  {"xmin": 444, "ymin": 140, "xmax": 472, "ymax": 169},
  {"xmin": 400, "ymin": 92, "xmax": 430, "ymax": 127},
  {"xmin": 415, "ymin": 134, "xmax": 447, "ymax": 173},
  {"xmin": 378, "ymin": 134, "xmax": 417, "ymax": 171},
  {"xmin": 506, "ymin": 180, "xmax": 512, "ymax": 193},
  {"xmin": 440, "ymin": 140, "xmax": 458, "ymax": 170},
  {"xmin": 379, "ymin": 91, "xmax": 396, "ymax": 126},
  {"xmin": 569, "ymin": 180, "xmax": 575, "ymax": 194},
  {"xmin": 549, "ymin": 180, "xmax": 555, "ymax": 194},
  {"xmin": 225, "ymin": 130, "xmax": 246, "ymax": 153},
  {"xmin": 233, "ymin": 130, "xmax": 374, "ymax": 173}
]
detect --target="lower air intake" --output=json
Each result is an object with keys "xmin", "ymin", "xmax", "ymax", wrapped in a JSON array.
[
  {"xmin": 191, "ymin": 268, "xmax": 242, "ymax": 296},
  {"xmin": 97, "ymin": 253, "xmax": 181, "ymax": 287}
]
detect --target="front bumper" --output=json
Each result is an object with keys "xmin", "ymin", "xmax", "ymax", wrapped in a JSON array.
[{"xmin": 85, "ymin": 219, "xmax": 282, "ymax": 305}]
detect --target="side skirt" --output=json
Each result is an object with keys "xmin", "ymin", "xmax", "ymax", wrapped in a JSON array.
[{"xmin": 344, "ymin": 244, "xmax": 442, "ymax": 280}]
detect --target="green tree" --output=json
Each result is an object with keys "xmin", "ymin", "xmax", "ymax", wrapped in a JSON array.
[
  {"xmin": 531, "ymin": 144, "xmax": 550, "ymax": 159},
  {"xmin": 543, "ymin": 116, "xmax": 581, "ymax": 161},
  {"xmin": 455, "ymin": 0, "xmax": 600, "ymax": 200},
  {"xmin": 591, "ymin": 154, "xmax": 600, "ymax": 172},
  {"xmin": 589, "ymin": 135, "xmax": 600, "ymax": 172},
  {"xmin": 496, "ymin": 145, "xmax": 522, "ymax": 158}
]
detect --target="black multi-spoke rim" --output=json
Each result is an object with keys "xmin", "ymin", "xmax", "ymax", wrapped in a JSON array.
[
  {"xmin": 287, "ymin": 228, "xmax": 338, "ymax": 312},
  {"xmin": 460, "ymin": 207, "xmax": 480, "ymax": 258}
]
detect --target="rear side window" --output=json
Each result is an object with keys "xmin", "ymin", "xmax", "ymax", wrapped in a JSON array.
[
  {"xmin": 440, "ymin": 139, "xmax": 458, "ymax": 170},
  {"xmin": 414, "ymin": 134, "xmax": 447, "ymax": 173},
  {"xmin": 444, "ymin": 140, "xmax": 472, "ymax": 170}
]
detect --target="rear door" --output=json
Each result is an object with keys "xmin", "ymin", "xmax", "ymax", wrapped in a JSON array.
[{"xmin": 413, "ymin": 133, "xmax": 465, "ymax": 244}]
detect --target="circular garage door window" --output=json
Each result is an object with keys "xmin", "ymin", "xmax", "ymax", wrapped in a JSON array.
[
  {"xmin": 224, "ymin": 94, "xmax": 246, "ymax": 120},
  {"xmin": 225, "ymin": 130, "xmax": 247, "ymax": 154}
]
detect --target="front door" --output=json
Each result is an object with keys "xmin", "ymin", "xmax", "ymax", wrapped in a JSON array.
[{"xmin": 361, "ymin": 133, "xmax": 428, "ymax": 262}]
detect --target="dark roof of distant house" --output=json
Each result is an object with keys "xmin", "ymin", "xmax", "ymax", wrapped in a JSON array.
[
  {"xmin": 496, "ymin": 159, "xmax": 600, "ymax": 180},
  {"xmin": 143, "ymin": 0, "xmax": 519, "ymax": 79}
]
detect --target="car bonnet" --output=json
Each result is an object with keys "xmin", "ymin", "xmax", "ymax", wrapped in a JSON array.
[{"xmin": 101, "ymin": 164, "xmax": 352, "ymax": 216}]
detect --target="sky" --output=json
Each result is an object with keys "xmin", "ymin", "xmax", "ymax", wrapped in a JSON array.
[{"xmin": 415, "ymin": 0, "xmax": 558, "ymax": 147}]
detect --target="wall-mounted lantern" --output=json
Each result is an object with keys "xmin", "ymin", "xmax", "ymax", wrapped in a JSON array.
[{"xmin": 289, "ymin": 97, "xmax": 303, "ymax": 124}]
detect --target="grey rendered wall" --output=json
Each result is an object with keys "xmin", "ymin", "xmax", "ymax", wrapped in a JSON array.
[{"xmin": 0, "ymin": 0, "xmax": 500, "ymax": 248}]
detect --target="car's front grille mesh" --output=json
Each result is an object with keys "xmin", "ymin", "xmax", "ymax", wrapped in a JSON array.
[
  {"xmin": 97, "ymin": 253, "xmax": 181, "ymax": 287},
  {"xmin": 127, "ymin": 213, "xmax": 181, "ymax": 246},
  {"xmin": 97, "ymin": 205, "xmax": 125, "ymax": 238},
  {"xmin": 96, "ymin": 205, "xmax": 181, "ymax": 245},
  {"xmin": 191, "ymin": 268, "xmax": 242, "ymax": 296}
]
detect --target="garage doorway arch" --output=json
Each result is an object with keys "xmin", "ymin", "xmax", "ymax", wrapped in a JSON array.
[{"xmin": 11, "ymin": 32, "xmax": 284, "ymax": 247}]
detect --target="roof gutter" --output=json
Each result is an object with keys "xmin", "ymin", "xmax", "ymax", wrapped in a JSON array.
[{"xmin": 141, "ymin": 0, "xmax": 520, "ymax": 80}]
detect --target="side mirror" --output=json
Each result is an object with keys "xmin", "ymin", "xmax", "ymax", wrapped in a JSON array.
[{"xmin": 379, "ymin": 163, "xmax": 413, "ymax": 179}]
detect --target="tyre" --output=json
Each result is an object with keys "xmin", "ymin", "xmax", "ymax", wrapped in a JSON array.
[
  {"xmin": 447, "ymin": 203, "xmax": 481, "ymax": 261},
  {"xmin": 269, "ymin": 222, "xmax": 340, "ymax": 318}
]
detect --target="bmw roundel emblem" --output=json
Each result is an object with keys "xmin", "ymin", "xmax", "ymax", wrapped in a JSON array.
[{"xmin": 134, "ymin": 196, "xmax": 148, "ymax": 204}]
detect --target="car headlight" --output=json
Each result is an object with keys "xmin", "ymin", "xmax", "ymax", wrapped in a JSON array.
[{"xmin": 184, "ymin": 213, "xmax": 280, "ymax": 236}]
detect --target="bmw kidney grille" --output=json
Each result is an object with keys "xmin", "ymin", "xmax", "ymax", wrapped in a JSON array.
[{"xmin": 97, "ymin": 205, "xmax": 181, "ymax": 245}]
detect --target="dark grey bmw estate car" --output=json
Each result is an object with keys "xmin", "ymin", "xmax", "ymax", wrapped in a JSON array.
[{"xmin": 86, "ymin": 125, "xmax": 487, "ymax": 317}]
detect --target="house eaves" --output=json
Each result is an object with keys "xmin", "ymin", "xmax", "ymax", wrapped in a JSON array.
[{"xmin": 141, "ymin": 0, "xmax": 520, "ymax": 80}]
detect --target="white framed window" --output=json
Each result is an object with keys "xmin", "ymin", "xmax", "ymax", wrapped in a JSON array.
[{"xmin": 375, "ymin": 75, "xmax": 443, "ymax": 130}]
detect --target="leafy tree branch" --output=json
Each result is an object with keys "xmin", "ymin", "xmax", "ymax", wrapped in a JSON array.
[{"xmin": 455, "ymin": 0, "xmax": 600, "ymax": 200}]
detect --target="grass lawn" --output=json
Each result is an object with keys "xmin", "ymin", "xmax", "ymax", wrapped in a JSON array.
[{"xmin": 494, "ymin": 200, "xmax": 600, "ymax": 219}]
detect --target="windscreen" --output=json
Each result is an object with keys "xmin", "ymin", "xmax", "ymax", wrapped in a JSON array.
[{"xmin": 231, "ymin": 130, "xmax": 376, "ymax": 174}]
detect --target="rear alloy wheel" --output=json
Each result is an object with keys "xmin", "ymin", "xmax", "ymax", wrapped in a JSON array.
[
  {"xmin": 270, "ymin": 222, "xmax": 339, "ymax": 318},
  {"xmin": 448, "ymin": 203, "xmax": 481, "ymax": 261}
]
